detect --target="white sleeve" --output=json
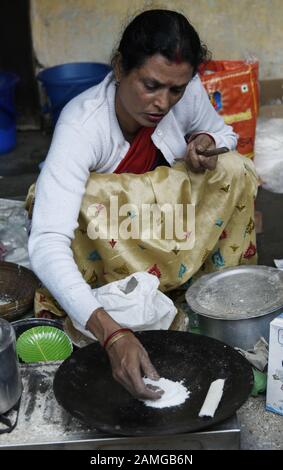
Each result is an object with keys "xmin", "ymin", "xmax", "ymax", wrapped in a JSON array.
[
  {"xmin": 176, "ymin": 75, "xmax": 238, "ymax": 150},
  {"xmin": 28, "ymin": 122, "xmax": 103, "ymax": 328}
]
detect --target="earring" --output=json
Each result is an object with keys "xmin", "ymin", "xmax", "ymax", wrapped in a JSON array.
[{"xmin": 115, "ymin": 80, "xmax": 120, "ymax": 88}]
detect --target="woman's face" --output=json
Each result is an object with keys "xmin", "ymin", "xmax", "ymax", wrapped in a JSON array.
[{"xmin": 115, "ymin": 54, "xmax": 193, "ymax": 136}]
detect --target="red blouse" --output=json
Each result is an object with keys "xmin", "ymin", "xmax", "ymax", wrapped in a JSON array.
[{"xmin": 114, "ymin": 127, "xmax": 158, "ymax": 174}]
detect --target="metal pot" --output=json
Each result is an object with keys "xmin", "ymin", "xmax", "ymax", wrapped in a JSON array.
[
  {"xmin": 193, "ymin": 309, "xmax": 282, "ymax": 350},
  {"xmin": 0, "ymin": 318, "xmax": 22, "ymax": 414},
  {"xmin": 185, "ymin": 266, "xmax": 283, "ymax": 350}
]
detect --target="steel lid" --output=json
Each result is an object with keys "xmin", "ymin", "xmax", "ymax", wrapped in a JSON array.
[{"xmin": 185, "ymin": 265, "xmax": 283, "ymax": 320}]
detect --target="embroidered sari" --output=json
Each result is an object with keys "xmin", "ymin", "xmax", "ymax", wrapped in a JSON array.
[{"xmin": 25, "ymin": 127, "xmax": 258, "ymax": 336}]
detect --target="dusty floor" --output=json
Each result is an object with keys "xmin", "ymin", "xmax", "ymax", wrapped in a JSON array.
[{"xmin": 0, "ymin": 129, "xmax": 282, "ymax": 450}]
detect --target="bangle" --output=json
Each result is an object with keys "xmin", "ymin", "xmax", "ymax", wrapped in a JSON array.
[
  {"xmin": 106, "ymin": 331, "xmax": 132, "ymax": 351},
  {"xmin": 103, "ymin": 328, "xmax": 133, "ymax": 349}
]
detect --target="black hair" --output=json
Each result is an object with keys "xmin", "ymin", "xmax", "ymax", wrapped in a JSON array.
[{"xmin": 112, "ymin": 9, "xmax": 210, "ymax": 75}]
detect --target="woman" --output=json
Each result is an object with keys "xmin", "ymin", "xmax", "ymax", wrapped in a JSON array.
[{"xmin": 28, "ymin": 10, "xmax": 258, "ymax": 400}]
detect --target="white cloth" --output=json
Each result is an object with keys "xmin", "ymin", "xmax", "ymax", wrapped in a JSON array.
[
  {"xmin": 28, "ymin": 71, "xmax": 237, "ymax": 330},
  {"xmin": 71, "ymin": 272, "xmax": 177, "ymax": 340},
  {"xmin": 235, "ymin": 337, "xmax": 269, "ymax": 372}
]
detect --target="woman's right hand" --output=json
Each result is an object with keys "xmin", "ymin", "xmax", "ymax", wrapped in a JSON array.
[
  {"xmin": 185, "ymin": 133, "xmax": 217, "ymax": 173},
  {"xmin": 107, "ymin": 331, "xmax": 164, "ymax": 400},
  {"xmin": 86, "ymin": 308, "xmax": 163, "ymax": 400}
]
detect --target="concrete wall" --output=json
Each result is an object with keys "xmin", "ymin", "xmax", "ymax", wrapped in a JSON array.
[{"xmin": 30, "ymin": 0, "xmax": 283, "ymax": 79}]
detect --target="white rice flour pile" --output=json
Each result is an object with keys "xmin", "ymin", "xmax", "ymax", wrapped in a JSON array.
[{"xmin": 143, "ymin": 377, "xmax": 190, "ymax": 409}]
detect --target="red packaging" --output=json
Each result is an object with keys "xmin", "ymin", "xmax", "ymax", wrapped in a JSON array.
[{"xmin": 199, "ymin": 60, "xmax": 259, "ymax": 158}]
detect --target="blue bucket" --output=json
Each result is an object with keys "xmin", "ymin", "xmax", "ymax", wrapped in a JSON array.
[
  {"xmin": 37, "ymin": 62, "xmax": 112, "ymax": 125},
  {"xmin": 0, "ymin": 72, "xmax": 19, "ymax": 155}
]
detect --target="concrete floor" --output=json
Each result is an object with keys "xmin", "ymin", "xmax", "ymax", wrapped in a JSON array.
[
  {"xmin": 0, "ymin": 129, "xmax": 282, "ymax": 449},
  {"xmin": 0, "ymin": 130, "xmax": 51, "ymax": 199}
]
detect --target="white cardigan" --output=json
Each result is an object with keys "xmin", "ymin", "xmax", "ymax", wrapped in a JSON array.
[{"xmin": 29, "ymin": 72, "xmax": 237, "ymax": 328}]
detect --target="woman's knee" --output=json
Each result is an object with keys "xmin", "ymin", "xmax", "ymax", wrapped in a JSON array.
[
  {"xmin": 214, "ymin": 151, "xmax": 258, "ymax": 201},
  {"xmin": 217, "ymin": 151, "xmax": 245, "ymax": 179}
]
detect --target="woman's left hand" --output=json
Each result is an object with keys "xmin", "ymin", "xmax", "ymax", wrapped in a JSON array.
[{"xmin": 185, "ymin": 134, "xmax": 217, "ymax": 173}]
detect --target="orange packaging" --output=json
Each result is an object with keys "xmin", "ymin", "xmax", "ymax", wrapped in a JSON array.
[{"xmin": 199, "ymin": 60, "xmax": 259, "ymax": 158}]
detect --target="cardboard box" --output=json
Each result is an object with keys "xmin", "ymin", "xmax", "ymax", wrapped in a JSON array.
[
  {"xmin": 259, "ymin": 78, "xmax": 283, "ymax": 118},
  {"xmin": 259, "ymin": 78, "xmax": 283, "ymax": 106},
  {"xmin": 266, "ymin": 313, "xmax": 283, "ymax": 416}
]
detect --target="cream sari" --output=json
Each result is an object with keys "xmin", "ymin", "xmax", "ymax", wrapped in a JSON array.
[{"xmin": 26, "ymin": 152, "xmax": 258, "ymax": 335}]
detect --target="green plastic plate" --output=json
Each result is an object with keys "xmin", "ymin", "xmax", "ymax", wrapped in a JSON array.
[{"xmin": 16, "ymin": 326, "xmax": 73, "ymax": 363}]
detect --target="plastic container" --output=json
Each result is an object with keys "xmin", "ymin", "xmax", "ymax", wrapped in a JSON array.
[
  {"xmin": 11, "ymin": 317, "xmax": 64, "ymax": 339},
  {"xmin": 37, "ymin": 62, "xmax": 112, "ymax": 125},
  {"xmin": 0, "ymin": 71, "xmax": 19, "ymax": 155},
  {"xmin": 0, "ymin": 318, "xmax": 22, "ymax": 414}
]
